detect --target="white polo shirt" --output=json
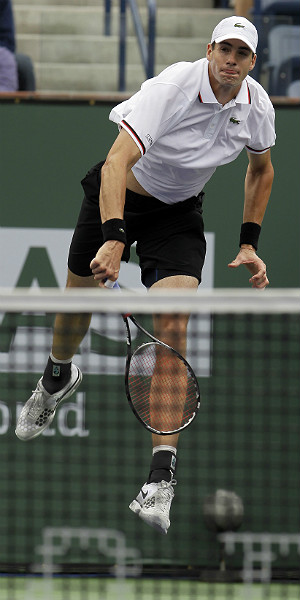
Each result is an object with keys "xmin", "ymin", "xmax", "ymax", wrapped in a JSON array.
[{"xmin": 109, "ymin": 58, "xmax": 276, "ymax": 204}]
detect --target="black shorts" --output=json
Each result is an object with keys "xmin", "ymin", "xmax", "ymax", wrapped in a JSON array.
[{"xmin": 68, "ymin": 161, "xmax": 206, "ymax": 286}]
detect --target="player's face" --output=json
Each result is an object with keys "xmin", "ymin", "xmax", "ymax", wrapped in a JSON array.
[{"xmin": 207, "ymin": 40, "xmax": 256, "ymax": 89}]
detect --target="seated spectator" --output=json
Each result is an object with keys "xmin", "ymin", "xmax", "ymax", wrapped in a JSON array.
[{"xmin": 0, "ymin": 0, "xmax": 18, "ymax": 91}]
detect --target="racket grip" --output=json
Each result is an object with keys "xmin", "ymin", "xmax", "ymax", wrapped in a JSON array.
[
  {"xmin": 104, "ymin": 279, "xmax": 121, "ymax": 290},
  {"xmin": 104, "ymin": 279, "xmax": 131, "ymax": 318}
]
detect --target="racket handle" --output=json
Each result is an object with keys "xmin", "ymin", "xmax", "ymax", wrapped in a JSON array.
[
  {"xmin": 104, "ymin": 279, "xmax": 121, "ymax": 290},
  {"xmin": 104, "ymin": 279, "xmax": 131, "ymax": 318}
]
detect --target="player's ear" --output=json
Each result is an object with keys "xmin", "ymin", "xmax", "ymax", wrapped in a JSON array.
[
  {"xmin": 248, "ymin": 54, "xmax": 257, "ymax": 72},
  {"xmin": 206, "ymin": 43, "xmax": 213, "ymax": 61}
]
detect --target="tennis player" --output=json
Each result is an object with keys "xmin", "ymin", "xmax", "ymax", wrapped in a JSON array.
[{"xmin": 16, "ymin": 16, "xmax": 275, "ymax": 535}]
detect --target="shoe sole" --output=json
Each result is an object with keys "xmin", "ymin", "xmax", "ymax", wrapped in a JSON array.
[
  {"xmin": 129, "ymin": 499, "xmax": 169, "ymax": 535},
  {"xmin": 15, "ymin": 367, "xmax": 82, "ymax": 441}
]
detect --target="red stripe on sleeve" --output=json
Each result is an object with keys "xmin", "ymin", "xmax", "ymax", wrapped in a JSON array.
[{"xmin": 121, "ymin": 120, "xmax": 146, "ymax": 155}]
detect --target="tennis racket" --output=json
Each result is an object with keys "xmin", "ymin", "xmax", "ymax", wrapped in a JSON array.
[{"xmin": 105, "ymin": 280, "xmax": 200, "ymax": 435}]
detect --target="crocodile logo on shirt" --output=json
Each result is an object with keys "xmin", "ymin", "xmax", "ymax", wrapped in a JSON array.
[
  {"xmin": 234, "ymin": 23, "xmax": 245, "ymax": 28},
  {"xmin": 230, "ymin": 116, "xmax": 241, "ymax": 124}
]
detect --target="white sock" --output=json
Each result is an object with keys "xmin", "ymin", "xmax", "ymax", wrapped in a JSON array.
[
  {"xmin": 152, "ymin": 445, "xmax": 177, "ymax": 455},
  {"xmin": 50, "ymin": 352, "xmax": 72, "ymax": 365}
]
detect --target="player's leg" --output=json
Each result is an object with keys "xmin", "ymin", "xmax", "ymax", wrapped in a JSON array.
[
  {"xmin": 129, "ymin": 274, "xmax": 199, "ymax": 534},
  {"xmin": 49, "ymin": 269, "xmax": 98, "ymax": 362},
  {"xmin": 41, "ymin": 268, "xmax": 98, "ymax": 392},
  {"xmin": 151, "ymin": 274, "xmax": 198, "ymax": 456},
  {"xmin": 16, "ymin": 162, "xmax": 106, "ymax": 441},
  {"xmin": 15, "ymin": 270, "xmax": 98, "ymax": 441},
  {"xmin": 150, "ymin": 273, "xmax": 198, "ymax": 449}
]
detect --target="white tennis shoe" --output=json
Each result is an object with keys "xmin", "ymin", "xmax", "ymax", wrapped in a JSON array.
[
  {"xmin": 15, "ymin": 364, "xmax": 82, "ymax": 441},
  {"xmin": 129, "ymin": 479, "xmax": 176, "ymax": 535}
]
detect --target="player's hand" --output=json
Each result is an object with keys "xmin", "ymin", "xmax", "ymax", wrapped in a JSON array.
[
  {"xmin": 90, "ymin": 240, "xmax": 124, "ymax": 286},
  {"xmin": 228, "ymin": 247, "xmax": 269, "ymax": 289}
]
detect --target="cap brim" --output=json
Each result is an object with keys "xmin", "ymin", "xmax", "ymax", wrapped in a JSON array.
[{"xmin": 214, "ymin": 34, "xmax": 256, "ymax": 54}]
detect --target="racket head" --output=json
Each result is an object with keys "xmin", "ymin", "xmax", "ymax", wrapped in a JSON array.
[{"xmin": 125, "ymin": 340, "xmax": 200, "ymax": 435}]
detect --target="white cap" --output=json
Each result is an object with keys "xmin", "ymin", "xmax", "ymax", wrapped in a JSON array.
[{"xmin": 211, "ymin": 16, "xmax": 258, "ymax": 54}]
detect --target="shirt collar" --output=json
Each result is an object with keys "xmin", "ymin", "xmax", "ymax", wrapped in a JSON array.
[
  {"xmin": 235, "ymin": 78, "xmax": 251, "ymax": 104},
  {"xmin": 199, "ymin": 62, "xmax": 251, "ymax": 105},
  {"xmin": 198, "ymin": 61, "xmax": 219, "ymax": 104}
]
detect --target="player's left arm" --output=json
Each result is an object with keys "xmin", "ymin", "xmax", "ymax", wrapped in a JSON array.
[
  {"xmin": 228, "ymin": 149, "xmax": 274, "ymax": 289},
  {"xmin": 243, "ymin": 149, "xmax": 274, "ymax": 225}
]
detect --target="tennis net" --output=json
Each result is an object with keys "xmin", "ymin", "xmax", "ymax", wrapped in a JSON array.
[{"xmin": 0, "ymin": 288, "xmax": 299, "ymax": 600}]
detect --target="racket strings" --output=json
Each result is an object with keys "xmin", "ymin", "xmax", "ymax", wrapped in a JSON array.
[{"xmin": 128, "ymin": 343, "xmax": 198, "ymax": 432}]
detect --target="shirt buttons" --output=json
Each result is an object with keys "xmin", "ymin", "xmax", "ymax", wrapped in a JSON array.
[{"xmin": 204, "ymin": 115, "xmax": 219, "ymax": 139}]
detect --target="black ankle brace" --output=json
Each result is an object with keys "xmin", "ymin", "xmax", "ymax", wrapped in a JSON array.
[
  {"xmin": 148, "ymin": 450, "xmax": 177, "ymax": 484},
  {"xmin": 42, "ymin": 356, "xmax": 71, "ymax": 394}
]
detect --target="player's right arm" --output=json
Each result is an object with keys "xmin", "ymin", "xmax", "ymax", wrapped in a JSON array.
[
  {"xmin": 90, "ymin": 129, "xmax": 141, "ymax": 284},
  {"xmin": 100, "ymin": 128, "xmax": 141, "ymax": 222}
]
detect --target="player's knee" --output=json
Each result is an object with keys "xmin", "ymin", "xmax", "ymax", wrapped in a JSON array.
[{"xmin": 155, "ymin": 315, "xmax": 188, "ymax": 351}]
